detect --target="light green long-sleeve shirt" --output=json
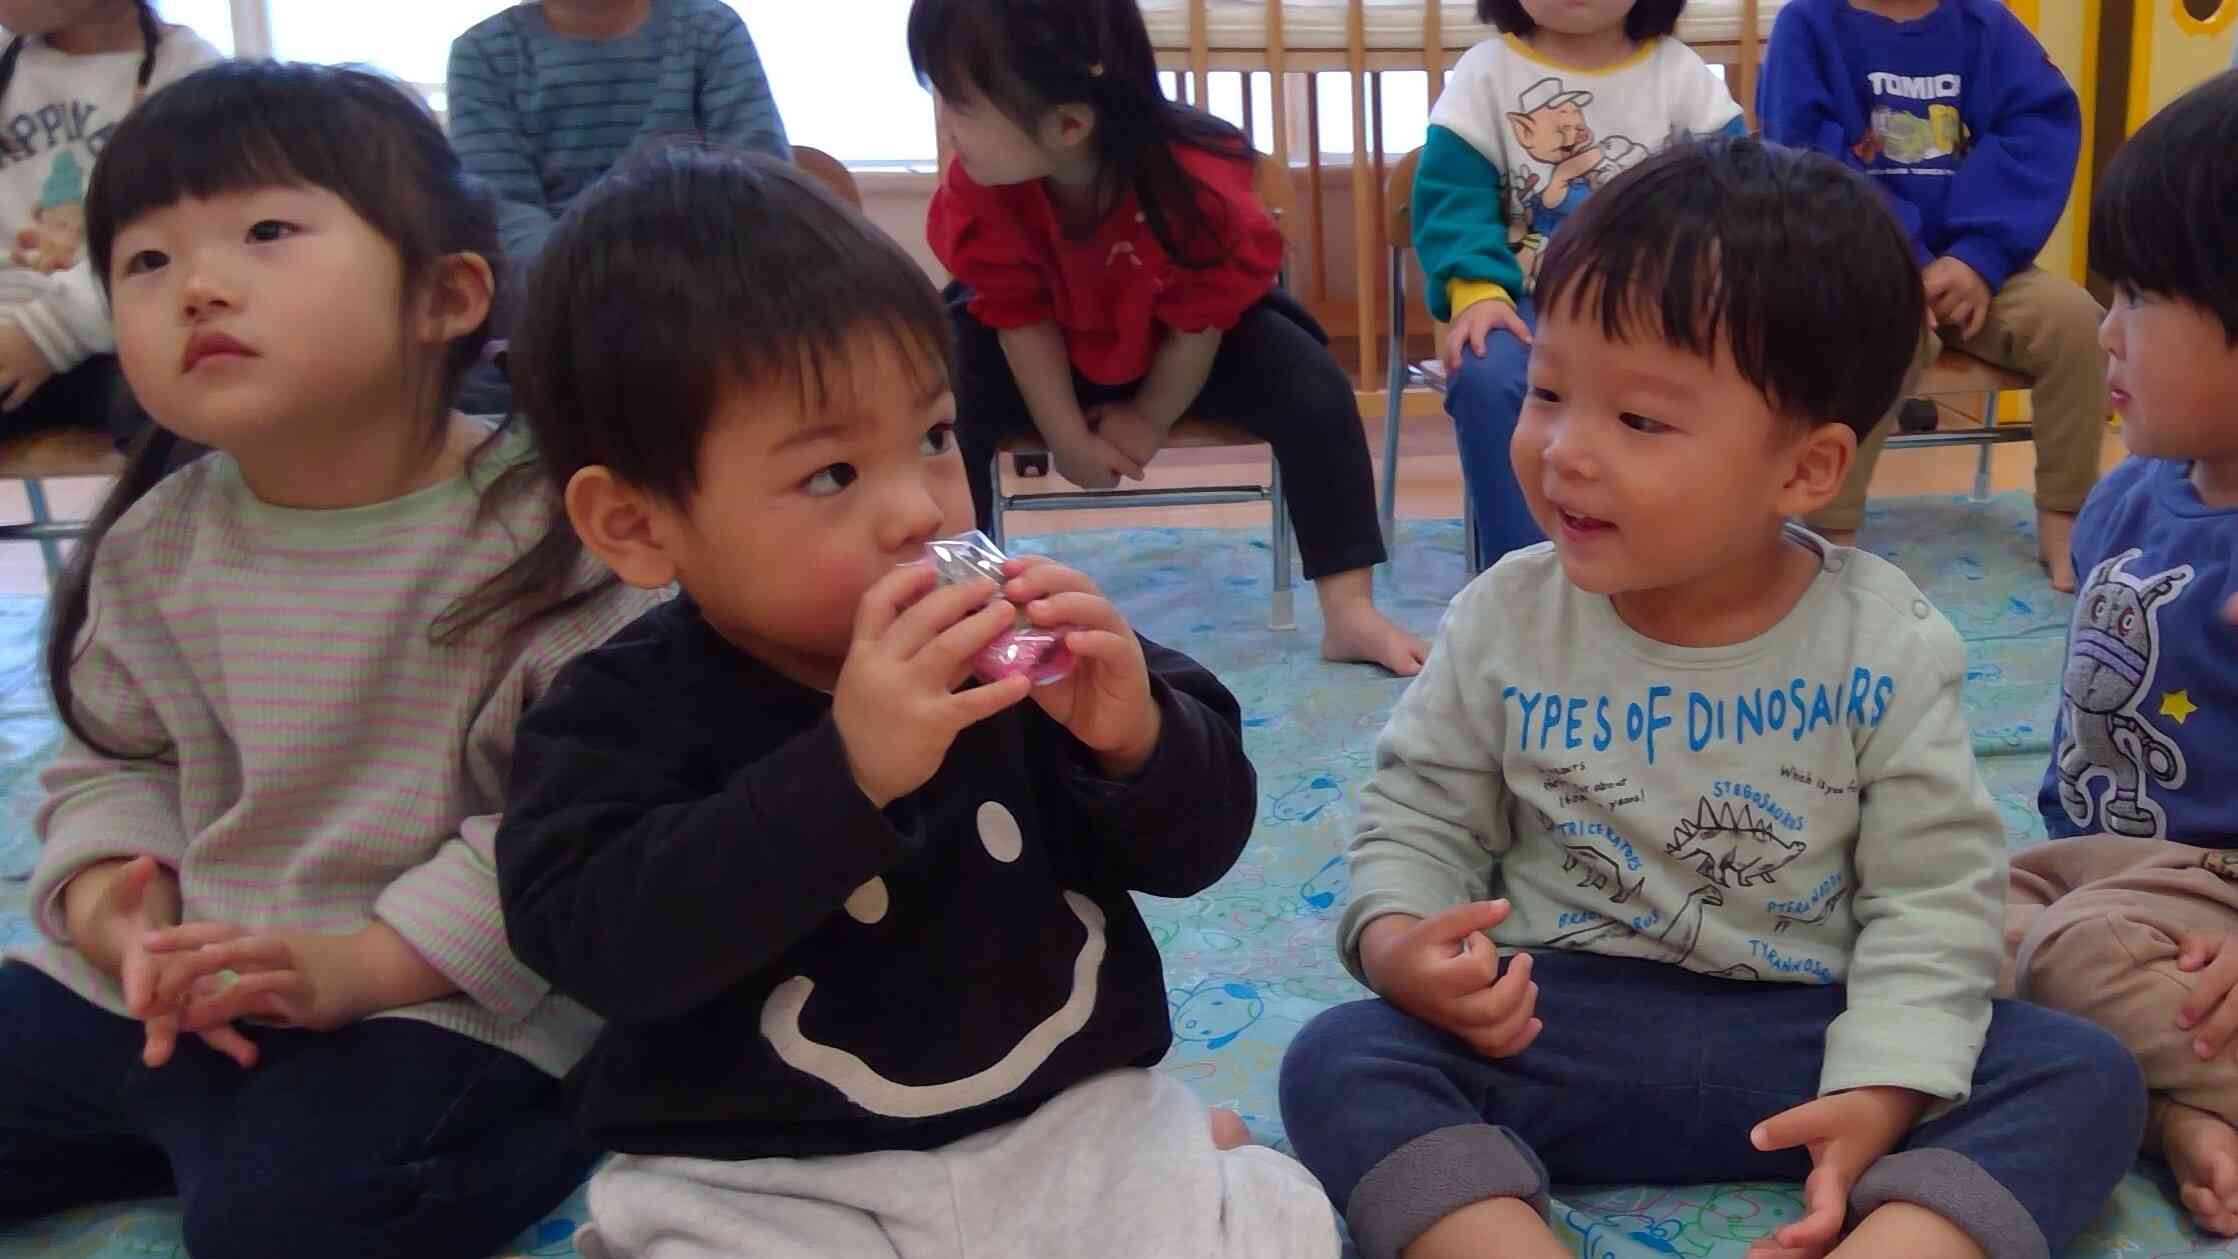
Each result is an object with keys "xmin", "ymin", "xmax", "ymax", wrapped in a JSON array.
[{"xmin": 1343, "ymin": 534, "xmax": 2004, "ymax": 1102}]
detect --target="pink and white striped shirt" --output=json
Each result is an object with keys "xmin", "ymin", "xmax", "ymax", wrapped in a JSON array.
[{"xmin": 15, "ymin": 441, "xmax": 655, "ymax": 1076}]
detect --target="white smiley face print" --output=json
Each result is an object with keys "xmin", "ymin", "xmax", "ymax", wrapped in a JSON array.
[{"xmin": 758, "ymin": 801, "xmax": 1107, "ymax": 1119}]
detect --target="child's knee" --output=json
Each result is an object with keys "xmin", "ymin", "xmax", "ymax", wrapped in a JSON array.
[{"xmin": 1445, "ymin": 337, "xmax": 1531, "ymax": 413}]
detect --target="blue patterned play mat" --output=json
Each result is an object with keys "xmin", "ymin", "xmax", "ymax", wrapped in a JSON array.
[{"xmin": 0, "ymin": 492, "xmax": 2225, "ymax": 1258}]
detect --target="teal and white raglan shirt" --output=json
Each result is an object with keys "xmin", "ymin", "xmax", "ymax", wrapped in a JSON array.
[
  {"xmin": 1414, "ymin": 36, "xmax": 1743, "ymax": 321},
  {"xmin": 0, "ymin": 22, "xmax": 219, "ymax": 372},
  {"xmin": 1342, "ymin": 534, "xmax": 2005, "ymax": 1102}
]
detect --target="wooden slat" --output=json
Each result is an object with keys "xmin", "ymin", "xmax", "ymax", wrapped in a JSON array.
[
  {"xmin": 1188, "ymin": 0, "xmax": 1211, "ymax": 108},
  {"xmin": 1737, "ymin": 0, "xmax": 1760, "ymax": 129},
  {"xmin": 1348, "ymin": 0, "xmax": 1378, "ymax": 385},
  {"xmin": 1424, "ymin": 0, "xmax": 1445, "ymax": 103},
  {"xmin": 1267, "ymin": 0, "xmax": 1289, "ymax": 162}
]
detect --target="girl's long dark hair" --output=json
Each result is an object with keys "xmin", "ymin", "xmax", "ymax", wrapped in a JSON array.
[
  {"xmin": 908, "ymin": 0, "xmax": 1252, "ymax": 269},
  {"xmin": 52, "ymin": 60, "xmax": 606, "ymax": 759}
]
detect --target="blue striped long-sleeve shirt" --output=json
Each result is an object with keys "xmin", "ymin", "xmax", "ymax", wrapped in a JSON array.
[{"xmin": 446, "ymin": 0, "xmax": 790, "ymax": 262}]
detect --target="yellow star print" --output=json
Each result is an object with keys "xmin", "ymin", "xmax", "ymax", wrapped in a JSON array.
[{"xmin": 2160, "ymin": 690, "xmax": 2200, "ymax": 724}]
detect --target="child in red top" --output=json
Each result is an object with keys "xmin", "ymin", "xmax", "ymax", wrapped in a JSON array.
[{"xmin": 915, "ymin": 0, "xmax": 1428, "ymax": 676}]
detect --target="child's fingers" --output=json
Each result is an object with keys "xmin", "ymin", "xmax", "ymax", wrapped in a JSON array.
[
  {"xmin": 150, "ymin": 941, "xmax": 265, "ymax": 1011},
  {"xmin": 2179, "ymin": 932, "xmax": 2219, "ymax": 971},
  {"xmin": 1459, "ymin": 976, "xmax": 1539, "ymax": 1048},
  {"xmin": 851, "ymin": 564, "xmax": 946, "ymax": 647},
  {"xmin": 885, "ymin": 578, "xmax": 1002, "ymax": 661},
  {"xmin": 2179, "ymin": 945, "xmax": 2238, "ymax": 1026},
  {"xmin": 141, "ymin": 1012, "xmax": 179, "ymax": 1068},
  {"xmin": 1774, "ymin": 1166, "xmax": 1850, "ymax": 1250},
  {"xmin": 195, "ymin": 1023, "xmax": 259, "ymax": 1069},
  {"xmin": 1469, "ymin": 1017, "xmax": 1541, "ymax": 1059},
  {"xmin": 942, "ymin": 672, "xmax": 1033, "ymax": 728},
  {"xmin": 182, "ymin": 970, "xmax": 304, "ymax": 1032},
  {"xmin": 1061, "ymin": 628, "xmax": 1141, "ymax": 671},
  {"xmin": 1030, "ymin": 592, "xmax": 1127, "ymax": 637},
  {"xmin": 140, "ymin": 920, "xmax": 252, "ymax": 954},
  {"xmin": 1003, "ymin": 562, "xmax": 1101, "ymax": 605},
  {"xmin": 915, "ymin": 600, "xmax": 1023, "ymax": 685},
  {"xmin": 1750, "ymin": 1096, "xmax": 1835, "ymax": 1153}
]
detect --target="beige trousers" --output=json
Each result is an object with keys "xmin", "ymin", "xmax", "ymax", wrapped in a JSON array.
[
  {"xmin": 2004, "ymin": 835, "xmax": 2238, "ymax": 1145},
  {"xmin": 1812, "ymin": 266, "xmax": 2107, "ymax": 533}
]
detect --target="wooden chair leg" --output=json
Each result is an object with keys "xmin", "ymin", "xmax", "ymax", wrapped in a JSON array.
[
  {"xmin": 25, "ymin": 477, "xmax": 61, "ymax": 580},
  {"xmin": 1270, "ymin": 457, "xmax": 1296, "ymax": 631}
]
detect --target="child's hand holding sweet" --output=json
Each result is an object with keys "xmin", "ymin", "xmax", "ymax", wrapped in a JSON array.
[
  {"xmin": 1746, "ymin": 1085, "xmax": 1930, "ymax": 1259},
  {"xmin": 1358, "ymin": 900, "xmax": 1543, "ymax": 1059},
  {"xmin": 1001, "ymin": 556, "xmax": 1160, "ymax": 778},
  {"xmin": 835, "ymin": 564, "xmax": 1036, "ymax": 808}
]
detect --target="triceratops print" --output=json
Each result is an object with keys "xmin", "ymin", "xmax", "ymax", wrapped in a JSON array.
[
  {"xmin": 1665, "ymin": 796, "xmax": 1805, "ymax": 889},
  {"xmin": 2056, "ymin": 550, "xmax": 2191, "ymax": 838},
  {"xmin": 1561, "ymin": 843, "xmax": 1645, "ymax": 904}
]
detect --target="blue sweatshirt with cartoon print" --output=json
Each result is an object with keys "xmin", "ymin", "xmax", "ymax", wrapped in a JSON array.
[
  {"xmin": 1757, "ymin": 0, "xmax": 2081, "ymax": 291},
  {"xmin": 2041, "ymin": 458, "xmax": 2238, "ymax": 847}
]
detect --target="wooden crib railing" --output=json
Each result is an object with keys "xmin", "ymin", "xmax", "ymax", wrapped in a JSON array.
[{"xmin": 1142, "ymin": 0, "xmax": 1769, "ymax": 394}]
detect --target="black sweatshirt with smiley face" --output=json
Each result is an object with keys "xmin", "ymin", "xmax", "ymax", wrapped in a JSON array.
[{"xmin": 495, "ymin": 596, "xmax": 1259, "ymax": 1160}]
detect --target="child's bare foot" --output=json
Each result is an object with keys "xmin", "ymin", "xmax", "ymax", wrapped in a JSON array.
[
  {"xmin": 2162, "ymin": 1099, "xmax": 2238, "ymax": 1235},
  {"xmin": 1317, "ymin": 571, "xmax": 1428, "ymax": 676},
  {"xmin": 1321, "ymin": 602, "xmax": 1428, "ymax": 676},
  {"xmin": 1209, "ymin": 1106, "xmax": 1249, "ymax": 1150},
  {"xmin": 2038, "ymin": 509, "xmax": 2077, "ymax": 592}
]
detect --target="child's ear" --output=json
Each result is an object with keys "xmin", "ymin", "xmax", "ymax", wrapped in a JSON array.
[
  {"xmin": 1043, "ymin": 103, "xmax": 1098, "ymax": 153},
  {"xmin": 566, "ymin": 466, "xmax": 680, "ymax": 591},
  {"xmin": 416, "ymin": 251, "xmax": 496, "ymax": 347},
  {"xmin": 1775, "ymin": 421, "xmax": 1859, "ymax": 520}
]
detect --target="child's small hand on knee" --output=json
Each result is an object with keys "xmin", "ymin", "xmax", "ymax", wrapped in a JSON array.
[
  {"xmin": 1747, "ymin": 1086, "xmax": 1929, "ymax": 1259},
  {"xmin": 1441, "ymin": 298, "xmax": 1532, "ymax": 375},
  {"xmin": 1358, "ymin": 901, "xmax": 1543, "ymax": 1059},
  {"xmin": 2174, "ymin": 931, "xmax": 2238, "ymax": 1058}
]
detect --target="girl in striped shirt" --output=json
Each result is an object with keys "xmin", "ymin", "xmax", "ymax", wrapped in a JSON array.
[{"xmin": 0, "ymin": 61, "xmax": 649, "ymax": 1259}]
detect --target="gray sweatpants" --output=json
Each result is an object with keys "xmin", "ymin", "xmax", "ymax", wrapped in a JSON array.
[{"xmin": 575, "ymin": 1069, "xmax": 1339, "ymax": 1259}]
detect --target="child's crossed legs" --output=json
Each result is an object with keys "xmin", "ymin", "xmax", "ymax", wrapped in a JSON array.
[{"xmin": 2006, "ymin": 834, "xmax": 2238, "ymax": 1233}]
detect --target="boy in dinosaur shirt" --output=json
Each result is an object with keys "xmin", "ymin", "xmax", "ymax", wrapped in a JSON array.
[{"xmin": 1276, "ymin": 137, "xmax": 2144, "ymax": 1259}]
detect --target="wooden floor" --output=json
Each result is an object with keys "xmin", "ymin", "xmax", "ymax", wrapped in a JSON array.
[{"xmin": 0, "ymin": 397, "xmax": 2126, "ymax": 596}]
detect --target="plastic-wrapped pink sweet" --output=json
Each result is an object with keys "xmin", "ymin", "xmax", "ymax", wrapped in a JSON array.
[{"xmin": 921, "ymin": 531, "xmax": 1077, "ymax": 687}]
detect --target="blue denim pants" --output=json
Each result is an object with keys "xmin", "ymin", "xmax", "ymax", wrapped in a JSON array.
[
  {"xmin": 1280, "ymin": 950, "xmax": 2144, "ymax": 1259},
  {"xmin": 1444, "ymin": 297, "xmax": 1544, "ymax": 568}
]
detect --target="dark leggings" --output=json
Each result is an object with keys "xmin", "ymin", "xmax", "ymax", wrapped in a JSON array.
[{"xmin": 948, "ymin": 285, "xmax": 1388, "ymax": 582}]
